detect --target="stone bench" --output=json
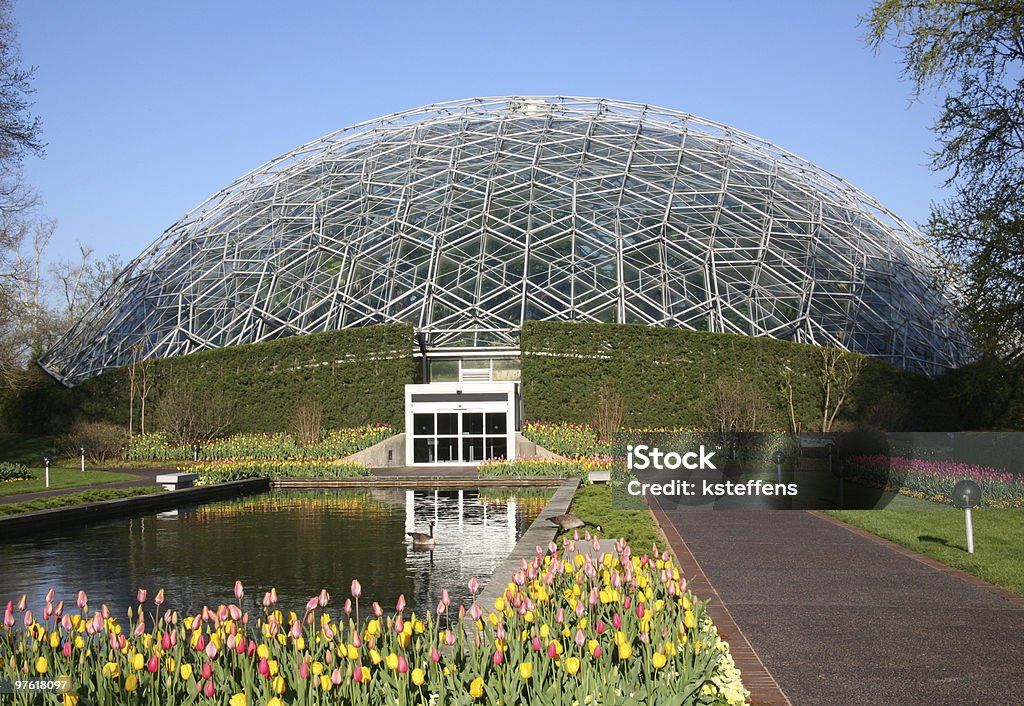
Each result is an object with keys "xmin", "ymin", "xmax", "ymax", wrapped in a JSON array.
[{"xmin": 155, "ymin": 472, "xmax": 199, "ymax": 491}]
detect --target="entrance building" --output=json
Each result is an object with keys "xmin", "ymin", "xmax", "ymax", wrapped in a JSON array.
[{"xmin": 405, "ymin": 381, "xmax": 518, "ymax": 465}]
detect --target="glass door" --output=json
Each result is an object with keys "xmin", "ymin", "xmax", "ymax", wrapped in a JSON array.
[{"xmin": 411, "ymin": 410, "xmax": 509, "ymax": 463}]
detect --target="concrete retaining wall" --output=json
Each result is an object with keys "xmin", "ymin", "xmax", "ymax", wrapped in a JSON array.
[
  {"xmin": 346, "ymin": 433, "xmax": 406, "ymax": 467},
  {"xmin": 0, "ymin": 478, "xmax": 269, "ymax": 539}
]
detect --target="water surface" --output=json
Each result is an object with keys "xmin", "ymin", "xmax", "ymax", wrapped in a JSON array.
[{"xmin": 0, "ymin": 487, "xmax": 552, "ymax": 618}]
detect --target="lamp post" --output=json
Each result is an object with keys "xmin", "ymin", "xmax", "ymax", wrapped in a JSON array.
[
  {"xmin": 80, "ymin": 446, "xmax": 86, "ymax": 472},
  {"xmin": 192, "ymin": 442, "xmax": 201, "ymax": 462},
  {"xmin": 43, "ymin": 456, "xmax": 51, "ymax": 489},
  {"xmin": 951, "ymin": 479, "xmax": 982, "ymax": 554},
  {"xmin": 771, "ymin": 450, "xmax": 786, "ymax": 485}
]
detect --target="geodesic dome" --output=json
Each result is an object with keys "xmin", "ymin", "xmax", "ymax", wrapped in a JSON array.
[{"xmin": 40, "ymin": 96, "xmax": 968, "ymax": 385}]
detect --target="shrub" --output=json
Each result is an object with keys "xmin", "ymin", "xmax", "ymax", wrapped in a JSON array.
[
  {"xmin": 149, "ymin": 385, "xmax": 234, "ymax": 444},
  {"xmin": 0, "ymin": 461, "xmax": 33, "ymax": 481},
  {"xmin": 57, "ymin": 421, "xmax": 127, "ymax": 464},
  {"xmin": 292, "ymin": 400, "xmax": 323, "ymax": 445}
]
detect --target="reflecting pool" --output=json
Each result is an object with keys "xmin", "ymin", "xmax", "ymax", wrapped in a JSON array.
[{"xmin": 0, "ymin": 487, "xmax": 553, "ymax": 618}]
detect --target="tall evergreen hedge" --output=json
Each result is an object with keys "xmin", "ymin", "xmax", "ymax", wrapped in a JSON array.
[
  {"xmin": 520, "ymin": 321, "xmax": 926, "ymax": 430},
  {"xmin": 3, "ymin": 324, "xmax": 413, "ymax": 434}
]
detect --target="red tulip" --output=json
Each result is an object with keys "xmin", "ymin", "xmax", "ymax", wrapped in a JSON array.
[
  {"xmin": 612, "ymin": 613, "xmax": 622, "ymax": 629},
  {"xmin": 397, "ymin": 655, "xmax": 409, "ymax": 673},
  {"xmin": 547, "ymin": 642, "xmax": 558, "ymax": 659},
  {"xmin": 195, "ymin": 634, "xmax": 206, "ymax": 651},
  {"xmin": 531, "ymin": 636, "xmax": 541, "ymax": 651},
  {"xmin": 258, "ymin": 658, "xmax": 270, "ymax": 677},
  {"xmin": 430, "ymin": 647, "xmax": 440, "ymax": 663},
  {"xmin": 147, "ymin": 654, "xmax": 159, "ymax": 673},
  {"xmin": 203, "ymin": 679, "xmax": 215, "ymax": 698},
  {"xmin": 596, "ymin": 619, "xmax": 606, "ymax": 634},
  {"xmin": 202, "ymin": 662, "xmax": 212, "ymax": 680},
  {"xmin": 62, "ymin": 642, "xmax": 72, "ymax": 657}
]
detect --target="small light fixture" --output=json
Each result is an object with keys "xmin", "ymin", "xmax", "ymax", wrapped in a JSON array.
[{"xmin": 951, "ymin": 479, "xmax": 982, "ymax": 554}]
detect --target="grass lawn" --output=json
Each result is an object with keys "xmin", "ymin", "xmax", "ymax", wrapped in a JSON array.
[
  {"xmin": 567, "ymin": 482, "xmax": 663, "ymax": 550},
  {"xmin": 826, "ymin": 509, "xmax": 1024, "ymax": 597},
  {"xmin": 0, "ymin": 468, "xmax": 141, "ymax": 497},
  {"xmin": 0, "ymin": 434, "xmax": 58, "ymax": 465},
  {"xmin": 0, "ymin": 486, "xmax": 166, "ymax": 516}
]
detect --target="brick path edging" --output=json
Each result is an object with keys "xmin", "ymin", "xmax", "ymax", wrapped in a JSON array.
[{"xmin": 651, "ymin": 507, "xmax": 791, "ymax": 706}]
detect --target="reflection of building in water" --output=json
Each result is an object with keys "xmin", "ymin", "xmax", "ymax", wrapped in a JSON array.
[{"xmin": 404, "ymin": 489, "xmax": 520, "ymax": 610}]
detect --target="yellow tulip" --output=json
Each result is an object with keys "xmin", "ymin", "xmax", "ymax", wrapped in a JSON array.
[
  {"xmin": 35, "ymin": 656, "xmax": 48, "ymax": 675},
  {"xmin": 74, "ymin": 636, "xmax": 84, "ymax": 650},
  {"xmin": 294, "ymin": 636, "xmax": 305, "ymax": 651},
  {"xmin": 62, "ymin": 693, "xmax": 79, "ymax": 706},
  {"xmin": 684, "ymin": 610, "xmax": 696, "ymax": 629},
  {"xmin": 370, "ymin": 649, "xmax": 382, "ymax": 665},
  {"xmin": 519, "ymin": 662, "xmax": 533, "ymax": 680},
  {"xmin": 311, "ymin": 661, "xmax": 324, "ymax": 676},
  {"xmin": 386, "ymin": 653, "xmax": 399, "ymax": 670},
  {"xmin": 346, "ymin": 644, "xmax": 358, "ymax": 660},
  {"xmin": 360, "ymin": 666, "xmax": 371, "ymax": 682},
  {"xmin": 257, "ymin": 643, "xmax": 270, "ymax": 659},
  {"xmin": 617, "ymin": 642, "xmax": 632, "ymax": 660},
  {"xmin": 319, "ymin": 674, "xmax": 332, "ymax": 691},
  {"xmin": 49, "ymin": 631, "xmax": 61, "ymax": 648},
  {"xmin": 469, "ymin": 676, "xmax": 485, "ymax": 698},
  {"xmin": 565, "ymin": 656, "xmax": 581, "ymax": 675},
  {"xmin": 540, "ymin": 624, "xmax": 550, "ymax": 639},
  {"xmin": 124, "ymin": 675, "xmax": 138, "ymax": 692},
  {"xmin": 229, "ymin": 693, "xmax": 247, "ymax": 706},
  {"xmin": 493, "ymin": 597, "xmax": 505, "ymax": 612},
  {"xmin": 267, "ymin": 699, "xmax": 283, "ymax": 706},
  {"xmin": 268, "ymin": 660, "xmax": 279, "ymax": 676},
  {"xmin": 412, "ymin": 668, "xmax": 425, "ymax": 686},
  {"xmin": 103, "ymin": 662, "xmax": 120, "ymax": 678},
  {"xmin": 132, "ymin": 653, "xmax": 145, "ymax": 671},
  {"xmin": 652, "ymin": 652, "xmax": 667, "ymax": 669},
  {"xmin": 180, "ymin": 663, "xmax": 193, "ymax": 680},
  {"xmin": 272, "ymin": 676, "xmax": 286, "ymax": 694}
]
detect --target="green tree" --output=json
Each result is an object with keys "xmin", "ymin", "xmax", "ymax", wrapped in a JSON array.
[{"xmin": 864, "ymin": 1, "xmax": 1024, "ymax": 357}]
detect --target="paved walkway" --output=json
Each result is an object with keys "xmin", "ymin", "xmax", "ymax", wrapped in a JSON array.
[
  {"xmin": 651, "ymin": 502, "xmax": 1024, "ymax": 706},
  {"xmin": 0, "ymin": 467, "xmax": 169, "ymax": 505}
]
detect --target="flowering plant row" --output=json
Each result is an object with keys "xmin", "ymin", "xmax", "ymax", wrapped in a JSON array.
[
  {"xmin": 846, "ymin": 455, "xmax": 1024, "ymax": 509},
  {"xmin": 190, "ymin": 459, "xmax": 372, "ymax": 485},
  {"xmin": 523, "ymin": 422, "xmax": 790, "ymax": 465},
  {"xmin": 478, "ymin": 456, "xmax": 615, "ymax": 479},
  {"xmin": 0, "ymin": 462, "xmax": 34, "ymax": 482},
  {"xmin": 0, "ymin": 538, "xmax": 748, "ymax": 705},
  {"xmin": 126, "ymin": 425, "xmax": 393, "ymax": 463}
]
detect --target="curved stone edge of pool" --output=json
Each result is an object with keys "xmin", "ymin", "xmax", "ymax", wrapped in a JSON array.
[
  {"xmin": 0, "ymin": 478, "xmax": 271, "ymax": 540},
  {"xmin": 474, "ymin": 477, "xmax": 582, "ymax": 609}
]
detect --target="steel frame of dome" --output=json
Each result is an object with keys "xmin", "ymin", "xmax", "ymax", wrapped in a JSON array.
[{"xmin": 40, "ymin": 96, "xmax": 967, "ymax": 385}]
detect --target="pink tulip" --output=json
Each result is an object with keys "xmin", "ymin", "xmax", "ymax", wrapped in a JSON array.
[
  {"xmin": 575, "ymin": 599, "xmax": 585, "ymax": 618},
  {"xmin": 555, "ymin": 608, "xmax": 565, "ymax": 624},
  {"xmin": 62, "ymin": 641, "xmax": 72, "ymax": 657},
  {"xmin": 372, "ymin": 602, "xmax": 382, "ymax": 618},
  {"xmin": 468, "ymin": 577, "xmax": 479, "ymax": 595},
  {"xmin": 3, "ymin": 601, "xmax": 13, "ymax": 628},
  {"xmin": 299, "ymin": 660, "xmax": 309, "ymax": 679},
  {"xmin": 23, "ymin": 609, "xmax": 33, "ymax": 627},
  {"xmin": 344, "ymin": 598, "xmax": 352, "ymax": 615},
  {"xmin": 592, "ymin": 643, "xmax": 602, "ymax": 658},
  {"xmin": 205, "ymin": 640, "xmax": 219, "ymax": 660},
  {"xmin": 247, "ymin": 641, "xmax": 256, "ymax": 657},
  {"xmin": 45, "ymin": 588, "xmax": 55, "ymax": 603},
  {"xmin": 18, "ymin": 594, "xmax": 27, "ymax": 611},
  {"xmin": 397, "ymin": 655, "xmax": 409, "ymax": 673},
  {"xmin": 270, "ymin": 588, "xmax": 278, "ymax": 606},
  {"xmin": 353, "ymin": 665, "xmax": 364, "ymax": 682},
  {"xmin": 258, "ymin": 658, "xmax": 270, "ymax": 677},
  {"xmin": 134, "ymin": 619, "xmax": 146, "ymax": 636},
  {"xmin": 306, "ymin": 596, "xmax": 319, "ymax": 613},
  {"xmin": 612, "ymin": 613, "xmax": 622, "ymax": 629},
  {"xmin": 492, "ymin": 649, "xmax": 503, "ymax": 665},
  {"xmin": 162, "ymin": 632, "xmax": 172, "ymax": 650},
  {"xmin": 532, "ymin": 636, "xmax": 542, "ymax": 651},
  {"xmin": 575, "ymin": 629, "xmax": 586, "ymax": 648},
  {"xmin": 436, "ymin": 600, "xmax": 446, "ymax": 615},
  {"xmin": 195, "ymin": 634, "xmax": 206, "ymax": 651},
  {"xmin": 262, "ymin": 592, "xmax": 273, "ymax": 607},
  {"xmin": 202, "ymin": 662, "xmax": 212, "ymax": 680},
  {"xmin": 395, "ymin": 615, "xmax": 404, "ymax": 633},
  {"xmin": 137, "ymin": 588, "xmax": 147, "ymax": 604},
  {"xmin": 318, "ymin": 589, "xmax": 329, "ymax": 607},
  {"xmin": 101, "ymin": 604, "xmax": 110, "ymax": 620},
  {"xmin": 624, "ymin": 596, "xmax": 631, "ymax": 611},
  {"xmin": 430, "ymin": 647, "xmax": 440, "ymax": 663},
  {"xmin": 154, "ymin": 589, "xmax": 165, "ymax": 607},
  {"xmin": 332, "ymin": 667, "xmax": 343, "ymax": 685},
  {"xmin": 351, "ymin": 580, "xmax": 362, "ymax": 599},
  {"xmin": 441, "ymin": 589, "xmax": 450, "ymax": 607},
  {"xmin": 596, "ymin": 618, "xmax": 606, "ymax": 634},
  {"xmin": 352, "ymin": 632, "xmax": 361, "ymax": 648},
  {"xmin": 637, "ymin": 603, "xmax": 645, "ymax": 618},
  {"xmin": 61, "ymin": 615, "xmax": 73, "ymax": 631},
  {"xmin": 469, "ymin": 604, "xmax": 482, "ymax": 622},
  {"xmin": 290, "ymin": 620, "xmax": 302, "ymax": 639},
  {"xmin": 147, "ymin": 654, "xmax": 159, "ymax": 672},
  {"xmin": 547, "ymin": 642, "xmax": 558, "ymax": 659},
  {"xmin": 234, "ymin": 581, "xmax": 244, "ymax": 601},
  {"xmin": 445, "ymin": 630, "xmax": 456, "ymax": 647},
  {"xmin": 203, "ymin": 680, "xmax": 215, "ymax": 698},
  {"xmin": 396, "ymin": 594, "xmax": 406, "ymax": 613},
  {"xmin": 229, "ymin": 605, "xmax": 242, "ymax": 621}
]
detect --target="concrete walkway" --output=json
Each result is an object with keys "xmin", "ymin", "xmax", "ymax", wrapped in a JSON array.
[{"xmin": 651, "ymin": 502, "xmax": 1024, "ymax": 706}]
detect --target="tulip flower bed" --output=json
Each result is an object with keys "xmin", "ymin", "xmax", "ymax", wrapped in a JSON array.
[
  {"xmin": 478, "ymin": 456, "xmax": 615, "ymax": 479},
  {"xmin": 0, "ymin": 538, "xmax": 748, "ymax": 705},
  {"xmin": 191, "ymin": 459, "xmax": 372, "ymax": 485},
  {"xmin": 522, "ymin": 421, "xmax": 612, "ymax": 459},
  {"xmin": 0, "ymin": 462, "xmax": 34, "ymax": 482},
  {"xmin": 126, "ymin": 425, "xmax": 393, "ymax": 463},
  {"xmin": 846, "ymin": 455, "xmax": 1024, "ymax": 509}
]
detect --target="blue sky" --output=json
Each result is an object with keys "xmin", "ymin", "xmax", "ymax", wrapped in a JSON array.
[{"xmin": 14, "ymin": 1, "xmax": 945, "ymax": 262}]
